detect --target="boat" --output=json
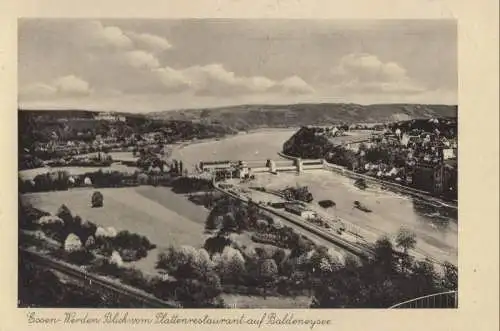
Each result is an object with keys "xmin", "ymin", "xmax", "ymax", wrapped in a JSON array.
[{"xmin": 353, "ymin": 200, "xmax": 372, "ymax": 213}]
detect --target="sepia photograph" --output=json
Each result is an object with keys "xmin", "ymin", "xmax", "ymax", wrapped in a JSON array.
[{"xmin": 18, "ymin": 18, "xmax": 459, "ymax": 309}]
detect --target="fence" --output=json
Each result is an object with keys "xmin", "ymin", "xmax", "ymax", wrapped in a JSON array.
[{"xmin": 389, "ymin": 291, "xmax": 458, "ymax": 309}]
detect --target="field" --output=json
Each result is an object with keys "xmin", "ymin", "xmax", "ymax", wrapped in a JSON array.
[
  {"xmin": 22, "ymin": 187, "xmax": 208, "ymax": 273},
  {"xmin": 244, "ymin": 170, "xmax": 458, "ymax": 265}
]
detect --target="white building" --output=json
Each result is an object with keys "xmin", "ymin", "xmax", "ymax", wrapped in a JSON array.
[
  {"xmin": 94, "ymin": 112, "xmax": 126, "ymax": 122},
  {"xmin": 443, "ymin": 148, "xmax": 456, "ymax": 160},
  {"xmin": 284, "ymin": 203, "xmax": 316, "ymax": 219}
]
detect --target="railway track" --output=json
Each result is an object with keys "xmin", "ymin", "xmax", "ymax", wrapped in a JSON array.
[
  {"xmin": 21, "ymin": 248, "xmax": 178, "ymax": 308},
  {"xmin": 215, "ymin": 183, "xmax": 454, "ymax": 269},
  {"xmin": 214, "ymin": 184, "xmax": 375, "ymax": 259}
]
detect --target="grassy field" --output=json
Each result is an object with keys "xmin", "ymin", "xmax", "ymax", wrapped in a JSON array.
[
  {"xmin": 245, "ymin": 170, "xmax": 458, "ymax": 265},
  {"xmin": 22, "ymin": 187, "xmax": 208, "ymax": 273},
  {"xmin": 134, "ymin": 186, "xmax": 209, "ymax": 225}
]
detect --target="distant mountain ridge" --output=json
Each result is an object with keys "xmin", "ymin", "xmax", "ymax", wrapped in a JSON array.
[
  {"xmin": 148, "ymin": 103, "xmax": 457, "ymax": 130},
  {"xmin": 19, "ymin": 103, "xmax": 457, "ymax": 130}
]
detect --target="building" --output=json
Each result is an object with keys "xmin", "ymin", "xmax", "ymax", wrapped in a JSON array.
[
  {"xmin": 200, "ymin": 160, "xmax": 234, "ymax": 172},
  {"xmin": 443, "ymin": 148, "xmax": 456, "ymax": 160},
  {"xmin": 284, "ymin": 203, "xmax": 316, "ymax": 219},
  {"xmin": 94, "ymin": 112, "xmax": 126, "ymax": 122},
  {"xmin": 409, "ymin": 162, "xmax": 445, "ymax": 194},
  {"xmin": 236, "ymin": 166, "xmax": 250, "ymax": 179}
]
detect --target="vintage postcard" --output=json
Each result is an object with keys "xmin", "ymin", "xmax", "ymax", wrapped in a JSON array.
[{"xmin": 1, "ymin": 1, "xmax": 498, "ymax": 331}]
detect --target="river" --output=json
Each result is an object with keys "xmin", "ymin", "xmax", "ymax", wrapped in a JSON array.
[{"xmin": 172, "ymin": 129, "xmax": 458, "ymax": 266}]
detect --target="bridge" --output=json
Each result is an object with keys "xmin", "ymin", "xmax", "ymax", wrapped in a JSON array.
[{"xmin": 199, "ymin": 157, "xmax": 324, "ymax": 177}]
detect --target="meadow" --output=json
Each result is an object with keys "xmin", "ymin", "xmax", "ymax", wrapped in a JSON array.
[{"xmin": 22, "ymin": 187, "xmax": 208, "ymax": 273}]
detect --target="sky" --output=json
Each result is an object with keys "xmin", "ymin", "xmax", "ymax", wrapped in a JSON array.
[{"xmin": 18, "ymin": 19, "xmax": 457, "ymax": 112}]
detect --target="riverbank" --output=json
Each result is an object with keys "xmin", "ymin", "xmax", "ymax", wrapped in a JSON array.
[{"xmin": 278, "ymin": 151, "xmax": 457, "ymax": 210}]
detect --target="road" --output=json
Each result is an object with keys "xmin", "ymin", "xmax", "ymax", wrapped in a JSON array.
[{"xmin": 214, "ymin": 183, "xmax": 373, "ymax": 260}]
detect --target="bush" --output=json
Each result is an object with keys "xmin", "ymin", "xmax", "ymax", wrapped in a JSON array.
[
  {"xmin": 91, "ymin": 191, "xmax": 104, "ymax": 208},
  {"xmin": 204, "ymin": 235, "xmax": 232, "ymax": 255},
  {"xmin": 121, "ymin": 268, "xmax": 151, "ymax": 290},
  {"xmin": 67, "ymin": 249, "xmax": 95, "ymax": 265},
  {"xmin": 90, "ymin": 258, "xmax": 123, "ymax": 277},
  {"xmin": 318, "ymin": 200, "xmax": 336, "ymax": 208}
]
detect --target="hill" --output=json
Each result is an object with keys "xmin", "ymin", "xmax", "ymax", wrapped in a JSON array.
[
  {"xmin": 18, "ymin": 109, "xmax": 235, "ymax": 155},
  {"xmin": 149, "ymin": 103, "xmax": 457, "ymax": 131}
]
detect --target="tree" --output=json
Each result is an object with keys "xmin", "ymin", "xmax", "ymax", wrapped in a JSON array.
[
  {"xmin": 373, "ymin": 236, "xmax": 396, "ymax": 273},
  {"xmin": 174, "ymin": 272, "xmax": 223, "ymax": 308},
  {"xmin": 67, "ymin": 249, "xmax": 95, "ymax": 265},
  {"xmin": 204, "ymin": 235, "xmax": 232, "ymax": 255},
  {"xmin": 221, "ymin": 213, "xmax": 238, "ymax": 233},
  {"xmin": 218, "ymin": 246, "xmax": 246, "ymax": 283},
  {"xmin": 259, "ymin": 259, "xmax": 278, "ymax": 288},
  {"xmin": 410, "ymin": 259, "xmax": 438, "ymax": 297},
  {"xmin": 57, "ymin": 204, "xmax": 73, "ymax": 225},
  {"xmin": 272, "ymin": 248, "xmax": 287, "ymax": 267},
  {"xmin": 441, "ymin": 262, "xmax": 458, "ymax": 291},
  {"xmin": 395, "ymin": 228, "xmax": 417, "ymax": 255},
  {"xmin": 156, "ymin": 245, "xmax": 213, "ymax": 280},
  {"xmin": 91, "ymin": 191, "xmax": 104, "ymax": 208}
]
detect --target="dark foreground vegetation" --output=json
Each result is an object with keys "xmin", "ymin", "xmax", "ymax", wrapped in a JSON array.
[
  {"xmin": 18, "ymin": 251, "xmax": 144, "ymax": 308},
  {"xmin": 193, "ymin": 196, "xmax": 458, "ymax": 307}
]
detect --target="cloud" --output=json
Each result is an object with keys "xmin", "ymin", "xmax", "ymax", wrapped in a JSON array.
[
  {"xmin": 154, "ymin": 67, "xmax": 191, "ymax": 92},
  {"xmin": 150, "ymin": 64, "xmax": 314, "ymax": 96},
  {"xmin": 74, "ymin": 20, "xmax": 133, "ymax": 49},
  {"xmin": 120, "ymin": 50, "xmax": 161, "ymax": 69},
  {"xmin": 53, "ymin": 75, "xmax": 91, "ymax": 95},
  {"xmin": 275, "ymin": 76, "xmax": 315, "ymax": 94},
  {"xmin": 331, "ymin": 53, "xmax": 426, "ymax": 94},
  {"xmin": 20, "ymin": 75, "xmax": 91, "ymax": 100},
  {"xmin": 127, "ymin": 32, "xmax": 172, "ymax": 52},
  {"xmin": 20, "ymin": 20, "xmax": 316, "ymax": 101}
]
